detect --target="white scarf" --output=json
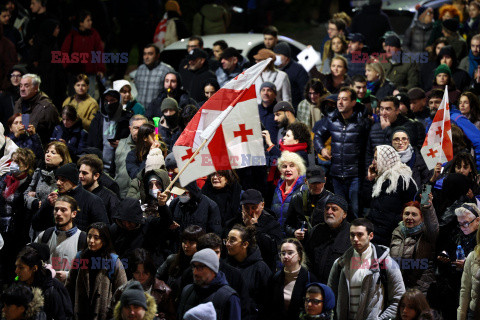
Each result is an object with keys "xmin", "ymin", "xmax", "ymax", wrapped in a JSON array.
[{"xmin": 397, "ymin": 145, "xmax": 414, "ymax": 164}]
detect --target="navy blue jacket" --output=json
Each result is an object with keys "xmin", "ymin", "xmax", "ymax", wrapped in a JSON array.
[
  {"xmin": 258, "ymin": 101, "xmax": 278, "ymax": 144},
  {"xmin": 51, "ymin": 119, "xmax": 88, "ymax": 159},
  {"xmin": 282, "ymin": 60, "xmax": 309, "ymax": 108}
]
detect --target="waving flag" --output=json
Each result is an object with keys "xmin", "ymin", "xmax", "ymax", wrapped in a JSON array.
[
  {"xmin": 153, "ymin": 13, "xmax": 168, "ymax": 50},
  {"xmin": 172, "ymin": 59, "xmax": 271, "ymax": 186},
  {"xmin": 420, "ymin": 86, "xmax": 453, "ymax": 170}
]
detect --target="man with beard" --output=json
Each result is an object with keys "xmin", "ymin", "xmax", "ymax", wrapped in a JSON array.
[
  {"xmin": 134, "ymin": 44, "xmax": 174, "ymax": 107},
  {"xmin": 145, "ymin": 72, "xmax": 196, "ymax": 119},
  {"xmin": 273, "ymin": 101, "xmax": 297, "ymax": 144},
  {"xmin": 157, "ymin": 98, "xmax": 183, "ymax": 152},
  {"xmin": 78, "ymin": 154, "xmax": 120, "ymax": 222},
  {"xmin": 32, "ymin": 162, "xmax": 109, "ymax": 232},
  {"xmin": 115, "ymin": 115, "xmax": 148, "ymax": 198},
  {"xmin": 87, "ymin": 89, "xmax": 132, "ymax": 174},
  {"xmin": 284, "ymin": 165, "xmax": 334, "ymax": 239},
  {"xmin": 179, "ymin": 48, "xmax": 216, "ymax": 102},
  {"xmin": 304, "ymin": 194, "xmax": 351, "ymax": 283},
  {"xmin": 35, "ymin": 195, "xmax": 87, "ymax": 283},
  {"xmin": 178, "ymin": 249, "xmax": 241, "ymax": 320},
  {"xmin": 258, "ymin": 82, "xmax": 278, "ymax": 142}
]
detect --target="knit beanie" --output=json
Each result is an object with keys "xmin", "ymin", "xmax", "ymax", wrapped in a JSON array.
[
  {"xmin": 161, "ymin": 98, "xmax": 180, "ymax": 113},
  {"xmin": 55, "ymin": 163, "xmax": 79, "ymax": 185},
  {"xmin": 184, "ymin": 302, "xmax": 216, "ymax": 320},
  {"xmin": 121, "ymin": 281, "xmax": 147, "ymax": 309},
  {"xmin": 435, "ymin": 64, "xmax": 451, "ymax": 77},
  {"xmin": 273, "ymin": 42, "xmax": 291, "ymax": 58},
  {"xmin": 191, "ymin": 249, "xmax": 219, "ymax": 274},
  {"xmin": 260, "ymin": 81, "xmax": 277, "ymax": 94},
  {"xmin": 442, "ymin": 18, "xmax": 460, "ymax": 32},
  {"xmin": 165, "ymin": 0, "xmax": 181, "ymax": 15},
  {"xmin": 326, "ymin": 194, "xmax": 348, "ymax": 213},
  {"xmin": 145, "ymin": 148, "xmax": 165, "ymax": 172},
  {"xmin": 165, "ymin": 152, "xmax": 177, "ymax": 170}
]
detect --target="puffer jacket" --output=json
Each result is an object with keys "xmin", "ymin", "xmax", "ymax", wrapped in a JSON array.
[
  {"xmin": 313, "ymin": 106, "xmax": 371, "ymax": 178},
  {"xmin": 389, "ymin": 205, "xmax": 439, "ymax": 294},
  {"xmin": 113, "ymin": 290, "xmax": 158, "ymax": 320},
  {"xmin": 192, "ymin": 4, "xmax": 229, "ymax": 35},
  {"xmin": 271, "ymin": 176, "xmax": 306, "ymax": 228},
  {"xmin": 114, "ymin": 135, "xmax": 136, "ymax": 199},
  {"xmin": 327, "ymin": 244, "xmax": 405, "ymax": 320},
  {"xmin": 403, "ymin": 20, "xmax": 433, "ymax": 53},
  {"xmin": 458, "ymin": 250, "xmax": 480, "ymax": 320}
]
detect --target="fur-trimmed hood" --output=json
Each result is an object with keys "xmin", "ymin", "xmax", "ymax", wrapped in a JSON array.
[
  {"xmin": 24, "ymin": 287, "xmax": 45, "ymax": 320},
  {"xmin": 113, "ymin": 291, "xmax": 157, "ymax": 320}
]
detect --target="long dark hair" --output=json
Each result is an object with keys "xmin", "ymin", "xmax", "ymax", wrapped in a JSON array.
[
  {"xmin": 168, "ymin": 225, "xmax": 205, "ymax": 276},
  {"xmin": 83, "ymin": 222, "xmax": 115, "ymax": 259},
  {"xmin": 135, "ymin": 123, "xmax": 156, "ymax": 162},
  {"xmin": 16, "ymin": 246, "xmax": 49, "ymax": 287},
  {"xmin": 126, "ymin": 248, "xmax": 155, "ymax": 280},
  {"xmin": 460, "ymin": 92, "xmax": 480, "ymax": 123},
  {"xmin": 448, "ymin": 152, "xmax": 478, "ymax": 182}
]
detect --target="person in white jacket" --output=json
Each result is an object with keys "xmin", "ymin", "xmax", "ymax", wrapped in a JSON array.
[
  {"xmin": 458, "ymin": 224, "xmax": 480, "ymax": 320},
  {"xmin": 253, "ymin": 49, "xmax": 291, "ymax": 105}
]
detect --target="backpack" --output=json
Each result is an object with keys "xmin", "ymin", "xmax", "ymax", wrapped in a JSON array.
[{"xmin": 41, "ymin": 227, "xmax": 87, "ymax": 251}]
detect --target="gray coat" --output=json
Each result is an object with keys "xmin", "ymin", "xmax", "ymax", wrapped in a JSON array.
[
  {"xmin": 403, "ymin": 20, "xmax": 433, "ymax": 53},
  {"xmin": 114, "ymin": 135, "xmax": 135, "ymax": 199},
  {"xmin": 24, "ymin": 167, "xmax": 57, "ymax": 210},
  {"xmin": 327, "ymin": 244, "xmax": 405, "ymax": 320}
]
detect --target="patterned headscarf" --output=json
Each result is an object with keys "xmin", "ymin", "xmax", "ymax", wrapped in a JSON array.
[{"xmin": 372, "ymin": 145, "xmax": 416, "ymax": 197}]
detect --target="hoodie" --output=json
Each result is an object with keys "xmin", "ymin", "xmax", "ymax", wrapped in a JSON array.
[
  {"xmin": 112, "ymin": 80, "xmax": 145, "ymax": 115},
  {"xmin": 87, "ymin": 89, "xmax": 132, "ymax": 172}
]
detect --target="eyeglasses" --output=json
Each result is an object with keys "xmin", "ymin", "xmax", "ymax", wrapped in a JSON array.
[
  {"xmin": 279, "ymin": 251, "xmax": 298, "ymax": 258},
  {"xmin": 392, "ymin": 137, "xmax": 409, "ymax": 143},
  {"xmin": 459, "ymin": 218, "xmax": 477, "ymax": 228},
  {"xmin": 304, "ymin": 298, "xmax": 323, "ymax": 305}
]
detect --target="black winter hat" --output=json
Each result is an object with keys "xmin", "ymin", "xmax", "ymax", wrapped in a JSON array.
[
  {"xmin": 326, "ymin": 194, "xmax": 348, "ymax": 213},
  {"xmin": 121, "ymin": 281, "xmax": 148, "ymax": 309},
  {"xmin": 273, "ymin": 101, "xmax": 295, "ymax": 114},
  {"xmin": 273, "ymin": 42, "xmax": 292, "ymax": 58},
  {"xmin": 114, "ymin": 198, "xmax": 144, "ymax": 225},
  {"xmin": 443, "ymin": 19, "xmax": 460, "ymax": 32},
  {"xmin": 55, "ymin": 163, "xmax": 79, "ymax": 185}
]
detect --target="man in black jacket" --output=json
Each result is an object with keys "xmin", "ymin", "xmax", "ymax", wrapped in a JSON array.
[
  {"xmin": 365, "ymin": 96, "xmax": 425, "ymax": 167},
  {"xmin": 77, "ymin": 154, "xmax": 120, "ymax": 223},
  {"xmin": 314, "ymin": 87, "xmax": 371, "ymax": 218},
  {"xmin": 228, "ymin": 189, "xmax": 283, "ymax": 271},
  {"xmin": 305, "ymin": 194, "xmax": 351, "ymax": 283},
  {"xmin": 284, "ymin": 165, "xmax": 334, "ymax": 239},
  {"xmin": 32, "ymin": 163, "xmax": 109, "ymax": 231},
  {"xmin": 179, "ymin": 48, "xmax": 216, "ymax": 102}
]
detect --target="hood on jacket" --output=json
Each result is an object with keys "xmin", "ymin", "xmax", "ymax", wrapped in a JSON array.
[
  {"xmin": 113, "ymin": 197, "xmax": 145, "ymax": 225},
  {"xmin": 143, "ymin": 168, "xmax": 171, "ymax": 195},
  {"xmin": 25, "ymin": 287, "xmax": 45, "ymax": 320},
  {"xmin": 100, "ymin": 89, "xmax": 122, "ymax": 118},
  {"xmin": 113, "ymin": 79, "xmax": 138, "ymax": 101},
  {"xmin": 184, "ymin": 302, "xmax": 216, "ymax": 320},
  {"xmin": 159, "ymin": 71, "xmax": 188, "ymax": 100},
  {"xmin": 185, "ymin": 181, "xmax": 202, "ymax": 201},
  {"xmin": 113, "ymin": 291, "xmax": 157, "ymax": 320},
  {"xmin": 306, "ymin": 282, "xmax": 335, "ymax": 314}
]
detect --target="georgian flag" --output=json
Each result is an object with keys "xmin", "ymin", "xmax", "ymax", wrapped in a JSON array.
[
  {"xmin": 172, "ymin": 59, "xmax": 271, "ymax": 186},
  {"xmin": 153, "ymin": 13, "xmax": 168, "ymax": 50},
  {"xmin": 420, "ymin": 86, "xmax": 453, "ymax": 170}
]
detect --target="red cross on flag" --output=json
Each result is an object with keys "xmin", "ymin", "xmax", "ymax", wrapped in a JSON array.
[
  {"xmin": 172, "ymin": 59, "xmax": 271, "ymax": 186},
  {"xmin": 420, "ymin": 86, "xmax": 453, "ymax": 170},
  {"xmin": 153, "ymin": 12, "xmax": 168, "ymax": 50}
]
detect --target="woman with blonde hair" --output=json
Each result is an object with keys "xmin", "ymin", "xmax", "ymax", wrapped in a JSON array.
[
  {"xmin": 458, "ymin": 220, "xmax": 480, "ymax": 319},
  {"xmin": 271, "ymin": 151, "xmax": 306, "ymax": 227},
  {"xmin": 365, "ymin": 61, "xmax": 395, "ymax": 100}
]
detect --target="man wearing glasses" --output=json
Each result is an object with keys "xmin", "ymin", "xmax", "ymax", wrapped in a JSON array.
[{"xmin": 178, "ymin": 248, "xmax": 241, "ymax": 320}]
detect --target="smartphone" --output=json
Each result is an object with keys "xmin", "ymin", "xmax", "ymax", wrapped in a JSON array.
[
  {"xmin": 21, "ymin": 114, "xmax": 30, "ymax": 128},
  {"xmin": 421, "ymin": 184, "xmax": 432, "ymax": 206},
  {"xmin": 301, "ymin": 221, "xmax": 305, "ymax": 232}
]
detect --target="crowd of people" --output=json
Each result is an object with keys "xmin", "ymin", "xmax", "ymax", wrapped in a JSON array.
[{"xmin": 1, "ymin": 0, "xmax": 480, "ymax": 319}]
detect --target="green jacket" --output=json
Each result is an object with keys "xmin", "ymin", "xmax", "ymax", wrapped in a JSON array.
[{"xmin": 382, "ymin": 53, "xmax": 420, "ymax": 90}]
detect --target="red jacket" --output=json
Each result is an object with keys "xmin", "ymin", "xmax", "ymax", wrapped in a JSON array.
[{"xmin": 60, "ymin": 28, "xmax": 105, "ymax": 74}]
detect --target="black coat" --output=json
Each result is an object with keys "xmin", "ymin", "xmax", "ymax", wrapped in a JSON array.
[
  {"xmin": 284, "ymin": 188, "xmax": 334, "ymax": 238},
  {"xmin": 366, "ymin": 176, "xmax": 418, "ymax": 246},
  {"xmin": 282, "ymin": 60, "xmax": 309, "ymax": 108},
  {"xmin": 201, "ymin": 180, "xmax": 242, "ymax": 229},
  {"xmin": 268, "ymin": 267, "xmax": 317, "ymax": 320},
  {"xmin": 305, "ymin": 220, "xmax": 351, "ymax": 283},
  {"xmin": 87, "ymin": 107, "xmax": 131, "ymax": 152},
  {"xmin": 51, "ymin": 119, "xmax": 87, "ymax": 159},
  {"xmin": 405, "ymin": 148, "xmax": 430, "ymax": 187},
  {"xmin": 313, "ymin": 106, "xmax": 371, "ymax": 178},
  {"xmin": 91, "ymin": 184, "xmax": 120, "ymax": 223},
  {"xmin": 32, "ymin": 185, "xmax": 109, "ymax": 231},
  {"xmin": 169, "ymin": 182, "xmax": 222, "ymax": 235},
  {"xmin": 179, "ymin": 64, "xmax": 216, "ymax": 102},
  {"xmin": 226, "ymin": 248, "xmax": 272, "ymax": 319},
  {"xmin": 32, "ymin": 275, "xmax": 73, "ymax": 320}
]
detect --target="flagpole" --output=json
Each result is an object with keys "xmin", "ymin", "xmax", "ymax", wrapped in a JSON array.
[
  {"xmin": 438, "ymin": 85, "xmax": 448, "ymax": 165},
  {"xmin": 165, "ymin": 138, "xmax": 209, "ymax": 192}
]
